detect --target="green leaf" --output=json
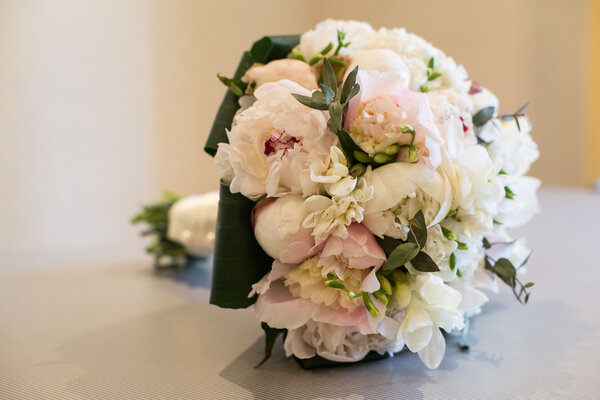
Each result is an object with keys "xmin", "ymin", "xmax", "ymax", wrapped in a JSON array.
[
  {"xmin": 407, "ymin": 211, "xmax": 427, "ymax": 248},
  {"xmin": 322, "ymin": 58, "xmax": 338, "ymax": 97},
  {"xmin": 210, "ymin": 182, "xmax": 273, "ymax": 309},
  {"xmin": 411, "ymin": 251, "xmax": 440, "ymax": 272},
  {"xmin": 515, "ymin": 101, "xmax": 530, "ymax": 115},
  {"xmin": 428, "ymin": 71, "xmax": 442, "ymax": 81},
  {"xmin": 493, "ymin": 257, "xmax": 517, "ymax": 287},
  {"xmin": 373, "ymin": 153, "xmax": 393, "ymax": 164},
  {"xmin": 449, "ymin": 252, "xmax": 456, "ymax": 270},
  {"xmin": 482, "ymin": 237, "xmax": 492, "ymax": 249},
  {"xmin": 353, "ymin": 150, "xmax": 374, "ymax": 164},
  {"xmin": 441, "ymin": 226, "xmax": 456, "ymax": 241},
  {"xmin": 340, "ymin": 66, "xmax": 358, "ymax": 103},
  {"xmin": 327, "ymin": 101, "xmax": 343, "ymax": 133},
  {"xmin": 349, "ymin": 163, "xmax": 366, "ymax": 178},
  {"xmin": 320, "ymin": 84, "xmax": 336, "ymax": 104},
  {"xmin": 319, "ymin": 42, "xmax": 334, "ymax": 56},
  {"xmin": 255, "ymin": 322, "xmax": 285, "ymax": 368},
  {"xmin": 381, "ymin": 242, "xmax": 420, "ymax": 271},
  {"xmin": 291, "ymin": 48, "xmax": 305, "ymax": 61},
  {"xmin": 362, "ymin": 293, "xmax": 379, "ymax": 317},
  {"xmin": 308, "ymin": 54, "xmax": 324, "ymax": 66},
  {"xmin": 205, "ymin": 35, "xmax": 300, "ymax": 156},
  {"xmin": 456, "ymin": 241, "xmax": 469, "ymax": 250},
  {"xmin": 504, "ymin": 186, "xmax": 515, "ymax": 200},
  {"xmin": 338, "ymin": 128, "xmax": 363, "ymax": 164},
  {"xmin": 131, "ymin": 191, "xmax": 186, "ymax": 266},
  {"xmin": 376, "ymin": 236, "xmax": 403, "ymax": 256},
  {"xmin": 428, "ymin": 57, "xmax": 435, "ymax": 69},
  {"xmin": 217, "ymin": 74, "xmax": 247, "ymax": 97},
  {"xmin": 325, "ymin": 279, "xmax": 348, "ymax": 291},
  {"xmin": 291, "ymin": 91, "xmax": 328, "ymax": 110},
  {"xmin": 472, "ymin": 106, "xmax": 496, "ymax": 127}
]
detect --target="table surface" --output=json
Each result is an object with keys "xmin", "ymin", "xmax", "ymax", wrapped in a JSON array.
[{"xmin": 1, "ymin": 188, "xmax": 599, "ymax": 400}]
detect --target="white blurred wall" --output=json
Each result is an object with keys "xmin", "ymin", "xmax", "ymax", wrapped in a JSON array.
[{"xmin": 0, "ymin": 0, "xmax": 594, "ymax": 262}]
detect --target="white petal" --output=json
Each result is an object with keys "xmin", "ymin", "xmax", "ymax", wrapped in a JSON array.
[
  {"xmin": 327, "ymin": 176, "xmax": 357, "ymax": 197},
  {"xmin": 417, "ymin": 327, "xmax": 446, "ymax": 369},
  {"xmin": 254, "ymin": 280, "xmax": 314, "ymax": 329},
  {"xmin": 404, "ymin": 326, "xmax": 432, "ymax": 353},
  {"xmin": 284, "ymin": 327, "xmax": 316, "ymax": 359},
  {"xmin": 378, "ymin": 316, "xmax": 401, "ymax": 340}
]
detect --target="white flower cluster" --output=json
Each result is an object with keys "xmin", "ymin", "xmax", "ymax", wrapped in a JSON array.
[{"xmin": 215, "ymin": 19, "xmax": 539, "ymax": 369}]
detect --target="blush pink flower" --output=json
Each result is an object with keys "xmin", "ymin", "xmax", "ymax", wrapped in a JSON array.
[
  {"xmin": 242, "ymin": 59, "xmax": 319, "ymax": 90},
  {"xmin": 345, "ymin": 71, "xmax": 442, "ymax": 168},
  {"xmin": 317, "ymin": 223, "xmax": 386, "ymax": 292}
]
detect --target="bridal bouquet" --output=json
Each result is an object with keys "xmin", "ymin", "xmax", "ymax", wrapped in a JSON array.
[{"xmin": 206, "ymin": 20, "xmax": 539, "ymax": 369}]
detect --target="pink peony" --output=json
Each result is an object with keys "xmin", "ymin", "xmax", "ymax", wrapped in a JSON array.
[
  {"xmin": 344, "ymin": 71, "xmax": 442, "ymax": 168},
  {"xmin": 242, "ymin": 59, "xmax": 319, "ymax": 90}
]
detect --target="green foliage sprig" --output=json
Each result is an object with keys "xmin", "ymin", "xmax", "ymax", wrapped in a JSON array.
[
  {"xmin": 499, "ymin": 101, "xmax": 529, "ymax": 132},
  {"xmin": 217, "ymin": 74, "xmax": 255, "ymax": 97},
  {"xmin": 474, "ymin": 101, "xmax": 530, "ymax": 144},
  {"xmin": 378, "ymin": 211, "xmax": 440, "ymax": 273},
  {"xmin": 291, "ymin": 58, "xmax": 362, "ymax": 163},
  {"xmin": 483, "ymin": 238, "xmax": 534, "ymax": 304},
  {"xmin": 131, "ymin": 191, "xmax": 186, "ymax": 267},
  {"xmin": 420, "ymin": 57, "xmax": 443, "ymax": 93}
]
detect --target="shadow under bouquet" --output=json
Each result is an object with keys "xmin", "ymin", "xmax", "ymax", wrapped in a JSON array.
[{"xmin": 206, "ymin": 19, "xmax": 540, "ymax": 370}]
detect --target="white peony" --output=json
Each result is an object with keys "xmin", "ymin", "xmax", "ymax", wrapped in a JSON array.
[
  {"xmin": 363, "ymin": 162, "xmax": 452, "ymax": 239},
  {"xmin": 253, "ymin": 195, "xmax": 315, "ymax": 264},
  {"xmin": 344, "ymin": 48, "xmax": 411, "ymax": 86},
  {"xmin": 215, "ymin": 80, "xmax": 337, "ymax": 200},
  {"xmin": 495, "ymin": 175, "xmax": 541, "ymax": 228},
  {"xmin": 284, "ymin": 319, "xmax": 404, "ymax": 362},
  {"xmin": 486, "ymin": 116, "xmax": 539, "ymax": 176},
  {"xmin": 440, "ymin": 145, "xmax": 505, "ymax": 238},
  {"xmin": 167, "ymin": 191, "xmax": 219, "ymax": 256},
  {"xmin": 366, "ymin": 27, "xmax": 470, "ymax": 94}
]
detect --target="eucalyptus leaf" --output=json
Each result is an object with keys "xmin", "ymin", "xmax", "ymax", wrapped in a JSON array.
[
  {"xmin": 411, "ymin": 251, "xmax": 440, "ymax": 272},
  {"xmin": 344, "ymin": 84, "xmax": 360, "ymax": 106},
  {"xmin": 322, "ymin": 58, "xmax": 338, "ymax": 96},
  {"xmin": 381, "ymin": 242, "xmax": 420, "ymax": 271},
  {"xmin": 320, "ymin": 84, "xmax": 336, "ymax": 104},
  {"xmin": 291, "ymin": 92, "xmax": 328, "ymax": 110},
  {"xmin": 327, "ymin": 101, "xmax": 343, "ymax": 133},
  {"xmin": 340, "ymin": 65, "xmax": 358, "ymax": 103},
  {"xmin": 472, "ymin": 106, "xmax": 496, "ymax": 127}
]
